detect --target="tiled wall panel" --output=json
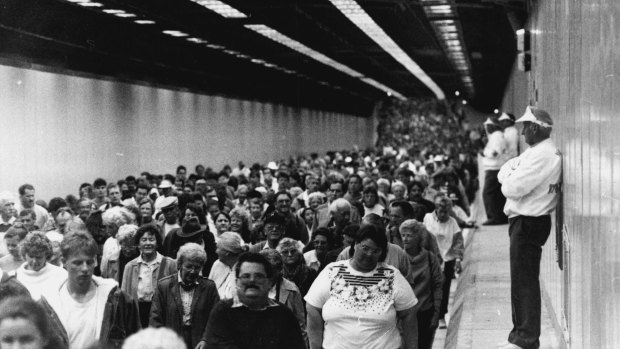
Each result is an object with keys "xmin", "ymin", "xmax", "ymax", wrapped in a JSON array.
[
  {"xmin": 502, "ymin": 0, "xmax": 620, "ymax": 347},
  {"xmin": 0, "ymin": 64, "xmax": 374, "ymax": 200}
]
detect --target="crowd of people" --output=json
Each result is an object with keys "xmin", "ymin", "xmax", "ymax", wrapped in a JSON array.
[{"xmin": 0, "ymin": 98, "xmax": 478, "ymax": 349}]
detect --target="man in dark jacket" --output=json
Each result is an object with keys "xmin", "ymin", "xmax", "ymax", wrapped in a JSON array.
[
  {"xmin": 40, "ymin": 230, "xmax": 140, "ymax": 349},
  {"xmin": 150, "ymin": 242, "xmax": 220, "ymax": 349}
]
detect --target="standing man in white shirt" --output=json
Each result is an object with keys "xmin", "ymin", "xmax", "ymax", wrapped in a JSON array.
[
  {"xmin": 499, "ymin": 112, "xmax": 520, "ymax": 161},
  {"xmin": 497, "ymin": 107, "xmax": 562, "ymax": 349},
  {"xmin": 481, "ymin": 118, "xmax": 508, "ymax": 225}
]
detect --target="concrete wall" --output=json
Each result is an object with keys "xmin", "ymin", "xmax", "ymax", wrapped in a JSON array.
[{"xmin": 0, "ymin": 64, "xmax": 374, "ymax": 201}]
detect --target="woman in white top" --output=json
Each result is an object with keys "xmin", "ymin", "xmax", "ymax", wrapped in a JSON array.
[
  {"xmin": 15, "ymin": 232, "xmax": 67, "ymax": 300},
  {"xmin": 305, "ymin": 224, "xmax": 418, "ymax": 349},
  {"xmin": 208, "ymin": 231, "xmax": 248, "ymax": 299}
]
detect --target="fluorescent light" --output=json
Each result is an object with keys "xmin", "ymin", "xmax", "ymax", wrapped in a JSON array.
[
  {"xmin": 191, "ymin": 0, "xmax": 247, "ymax": 18},
  {"xmin": 77, "ymin": 2, "xmax": 103, "ymax": 7},
  {"xmin": 244, "ymin": 24, "xmax": 405, "ymax": 99},
  {"xmin": 135, "ymin": 20, "xmax": 156, "ymax": 24},
  {"xmin": 116, "ymin": 13, "xmax": 136, "ymax": 18},
  {"xmin": 187, "ymin": 37, "xmax": 208, "ymax": 44},
  {"xmin": 162, "ymin": 30, "xmax": 189, "ymax": 37},
  {"xmin": 103, "ymin": 9, "xmax": 125, "ymax": 14},
  {"xmin": 328, "ymin": 0, "xmax": 444, "ymax": 99},
  {"xmin": 425, "ymin": 5, "xmax": 452, "ymax": 15}
]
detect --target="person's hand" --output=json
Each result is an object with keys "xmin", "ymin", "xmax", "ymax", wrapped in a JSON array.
[
  {"xmin": 195, "ymin": 340, "xmax": 207, "ymax": 349},
  {"xmin": 455, "ymin": 259, "xmax": 462, "ymax": 274},
  {"xmin": 430, "ymin": 312, "xmax": 440, "ymax": 329}
]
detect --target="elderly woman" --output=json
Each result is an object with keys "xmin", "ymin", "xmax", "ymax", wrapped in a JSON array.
[
  {"xmin": 377, "ymin": 178, "xmax": 394, "ymax": 204},
  {"xmin": 233, "ymin": 184, "xmax": 249, "ymax": 209},
  {"xmin": 400, "ymin": 219, "xmax": 443, "ymax": 349},
  {"xmin": 101, "ymin": 206, "xmax": 136, "ymax": 276},
  {"xmin": 260, "ymin": 249, "xmax": 308, "ymax": 346},
  {"xmin": 229, "ymin": 207, "xmax": 251, "ymax": 243},
  {"xmin": 138, "ymin": 198, "xmax": 155, "ymax": 226},
  {"xmin": 15, "ymin": 232, "xmax": 68, "ymax": 300},
  {"xmin": 390, "ymin": 180, "xmax": 408, "ymax": 203},
  {"xmin": 307, "ymin": 192, "xmax": 325, "ymax": 211},
  {"xmin": 276, "ymin": 237, "xmax": 317, "ymax": 297},
  {"xmin": 150, "ymin": 243, "xmax": 220, "ymax": 349},
  {"xmin": 122, "ymin": 225, "xmax": 177, "ymax": 328},
  {"xmin": 303, "ymin": 228, "xmax": 334, "ymax": 273},
  {"xmin": 305, "ymin": 224, "xmax": 418, "ymax": 349},
  {"xmin": 101, "ymin": 224, "xmax": 139, "ymax": 284},
  {"xmin": 208, "ymin": 232, "xmax": 248, "ymax": 300}
]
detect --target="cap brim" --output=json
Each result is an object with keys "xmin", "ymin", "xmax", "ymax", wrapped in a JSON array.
[{"xmin": 515, "ymin": 107, "xmax": 537, "ymax": 123}]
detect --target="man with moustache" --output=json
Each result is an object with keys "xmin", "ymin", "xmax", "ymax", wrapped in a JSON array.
[
  {"xmin": 150, "ymin": 243, "xmax": 220, "ymax": 349},
  {"xmin": 205, "ymin": 252, "xmax": 305, "ymax": 349}
]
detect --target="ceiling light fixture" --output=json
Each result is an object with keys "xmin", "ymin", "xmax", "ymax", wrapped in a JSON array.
[
  {"xmin": 76, "ymin": 2, "xmax": 103, "ymax": 7},
  {"xmin": 191, "ymin": 0, "xmax": 247, "ymax": 18},
  {"xmin": 162, "ymin": 30, "xmax": 189, "ymax": 37},
  {"xmin": 328, "ymin": 0, "xmax": 444, "ymax": 99},
  {"xmin": 134, "ymin": 20, "xmax": 156, "ymax": 24},
  {"xmin": 245, "ymin": 23, "xmax": 404, "ymax": 99}
]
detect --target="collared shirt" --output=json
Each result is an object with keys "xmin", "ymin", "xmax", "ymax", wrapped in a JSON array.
[
  {"xmin": 137, "ymin": 253, "xmax": 163, "ymax": 301},
  {"xmin": 178, "ymin": 273, "xmax": 198, "ymax": 326},
  {"xmin": 0, "ymin": 216, "xmax": 15, "ymax": 233}
]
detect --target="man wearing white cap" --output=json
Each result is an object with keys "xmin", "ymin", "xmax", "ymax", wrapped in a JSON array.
[
  {"xmin": 499, "ymin": 112, "xmax": 519, "ymax": 160},
  {"xmin": 497, "ymin": 106, "xmax": 562, "ymax": 349},
  {"xmin": 481, "ymin": 117, "xmax": 508, "ymax": 225},
  {"xmin": 154, "ymin": 180, "xmax": 175, "ymax": 214}
]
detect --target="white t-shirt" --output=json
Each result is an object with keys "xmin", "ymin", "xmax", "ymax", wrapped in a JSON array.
[
  {"xmin": 304, "ymin": 260, "xmax": 417, "ymax": 349},
  {"xmin": 16, "ymin": 263, "xmax": 68, "ymax": 300},
  {"xmin": 53, "ymin": 277, "xmax": 117, "ymax": 349},
  {"xmin": 423, "ymin": 213, "xmax": 461, "ymax": 261},
  {"xmin": 208, "ymin": 260, "xmax": 235, "ymax": 300}
]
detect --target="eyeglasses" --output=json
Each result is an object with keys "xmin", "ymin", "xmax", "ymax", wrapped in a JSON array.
[
  {"xmin": 238, "ymin": 273, "xmax": 268, "ymax": 282},
  {"xmin": 358, "ymin": 244, "xmax": 382, "ymax": 255},
  {"xmin": 280, "ymin": 249, "xmax": 298, "ymax": 256}
]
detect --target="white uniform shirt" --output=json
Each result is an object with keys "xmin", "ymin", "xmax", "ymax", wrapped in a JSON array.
[
  {"xmin": 503, "ymin": 126, "xmax": 520, "ymax": 160},
  {"xmin": 498, "ymin": 138, "xmax": 562, "ymax": 218},
  {"xmin": 482, "ymin": 130, "xmax": 508, "ymax": 170}
]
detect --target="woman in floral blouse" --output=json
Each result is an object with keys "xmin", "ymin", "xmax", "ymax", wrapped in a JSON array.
[{"xmin": 305, "ymin": 224, "xmax": 419, "ymax": 349}]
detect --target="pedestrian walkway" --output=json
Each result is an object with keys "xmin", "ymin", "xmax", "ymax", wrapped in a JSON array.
[{"xmin": 433, "ymin": 223, "xmax": 565, "ymax": 349}]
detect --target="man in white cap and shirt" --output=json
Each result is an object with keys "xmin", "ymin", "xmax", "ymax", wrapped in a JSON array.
[
  {"xmin": 497, "ymin": 106, "xmax": 562, "ymax": 349},
  {"xmin": 154, "ymin": 180, "xmax": 174, "ymax": 214},
  {"xmin": 499, "ymin": 112, "xmax": 519, "ymax": 160},
  {"xmin": 481, "ymin": 117, "xmax": 508, "ymax": 225}
]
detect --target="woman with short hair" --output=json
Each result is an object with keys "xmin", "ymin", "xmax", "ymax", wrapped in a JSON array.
[
  {"xmin": 15, "ymin": 232, "xmax": 67, "ymax": 300},
  {"xmin": 229, "ymin": 208, "xmax": 251, "ymax": 243},
  {"xmin": 122, "ymin": 225, "xmax": 177, "ymax": 328},
  {"xmin": 208, "ymin": 232, "xmax": 248, "ymax": 300},
  {"xmin": 276, "ymin": 237, "xmax": 317, "ymax": 297},
  {"xmin": 101, "ymin": 224, "xmax": 139, "ymax": 284}
]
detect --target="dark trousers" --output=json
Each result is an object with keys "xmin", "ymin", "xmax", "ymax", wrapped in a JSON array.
[
  {"xmin": 138, "ymin": 301, "xmax": 151, "ymax": 329},
  {"xmin": 417, "ymin": 306, "xmax": 438, "ymax": 349},
  {"xmin": 483, "ymin": 170, "xmax": 508, "ymax": 223},
  {"xmin": 508, "ymin": 215, "xmax": 551, "ymax": 349},
  {"xmin": 440, "ymin": 260, "xmax": 455, "ymax": 318}
]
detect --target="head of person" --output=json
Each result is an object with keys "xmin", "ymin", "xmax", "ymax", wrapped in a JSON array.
[
  {"xmin": 160, "ymin": 197, "xmax": 179, "ymax": 225},
  {"xmin": 362, "ymin": 186, "xmax": 379, "ymax": 208},
  {"xmin": 351, "ymin": 224, "xmax": 388, "ymax": 272},
  {"xmin": 106, "ymin": 183, "xmax": 121, "ymax": 206},
  {"xmin": 310, "ymin": 228, "xmax": 334, "ymax": 256},
  {"xmin": 215, "ymin": 232, "xmax": 247, "ymax": 267},
  {"xmin": 214, "ymin": 212, "xmax": 231, "ymax": 235},
  {"xmin": 307, "ymin": 192, "xmax": 325, "ymax": 211},
  {"xmin": 138, "ymin": 198, "xmax": 154, "ymax": 224},
  {"xmin": 399, "ymin": 219, "xmax": 427, "ymax": 257},
  {"xmin": 376, "ymin": 178, "xmax": 390, "ymax": 195},
  {"xmin": 205, "ymin": 199, "xmax": 220, "ymax": 220},
  {"xmin": 18, "ymin": 184, "xmax": 36, "ymax": 209},
  {"xmin": 347, "ymin": 174, "xmax": 362, "ymax": 194},
  {"xmin": 17, "ymin": 209, "xmax": 37, "ymax": 231},
  {"xmin": 301, "ymin": 207, "xmax": 315, "ymax": 226},
  {"xmin": 235, "ymin": 185, "xmax": 249, "ymax": 203},
  {"xmin": 102, "ymin": 206, "xmax": 136, "ymax": 238},
  {"xmin": 176, "ymin": 165, "xmax": 187, "ymax": 181},
  {"xmin": 263, "ymin": 213, "xmax": 285, "ymax": 243},
  {"xmin": 305, "ymin": 174, "xmax": 319, "ymax": 193},
  {"xmin": 408, "ymin": 181, "xmax": 425, "ymax": 201},
  {"xmin": 275, "ymin": 238, "xmax": 304, "ymax": 267},
  {"xmin": 79, "ymin": 183, "xmax": 93, "ymax": 199},
  {"xmin": 389, "ymin": 201, "xmax": 414, "ymax": 229},
  {"xmin": 55, "ymin": 208, "xmax": 75, "ymax": 235},
  {"xmin": 0, "ymin": 296, "xmax": 50, "ymax": 349},
  {"xmin": 116, "ymin": 224, "xmax": 138, "ymax": 258},
  {"xmin": 274, "ymin": 191, "xmax": 292, "ymax": 215},
  {"xmin": 93, "ymin": 178, "xmax": 107, "ymax": 199},
  {"xmin": 341, "ymin": 224, "xmax": 359, "ymax": 247},
  {"xmin": 259, "ymin": 249, "xmax": 284, "ymax": 282},
  {"xmin": 234, "ymin": 252, "xmax": 274, "ymax": 309},
  {"xmin": 183, "ymin": 203, "xmax": 206, "ymax": 226},
  {"xmin": 433, "ymin": 195, "xmax": 452, "ymax": 223},
  {"xmin": 248, "ymin": 201, "xmax": 262, "ymax": 220},
  {"xmin": 134, "ymin": 183, "xmax": 150, "ymax": 204},
  {"xmin": 0, "ymin": 192, "xmax": 16, "ymax": 221},
  {"xmin": 19, "ymin": 232, "xmax": 53, "ymax": 272},
  {"xmin": 262, "ymin": 168, "xmax": 273, "ymax": 181},
  {"xmin": 134, "ymin": 225, "xmax": 162, "ymax": 259},
  {"xmin": 76, "ymin": 199, "xmax": 94, "ymax": 224},
  {"xmin": 61, "ymin": 231, "xmax": 99, "ymax": 289},
  {"xmin": 176, "ymin": 243, "xmax": 207, "ymax": 285},
  {"xmin": 391, "ymin": 181, "xmax": 407, "ymax": 200},
  {"xmin": 85, "ymin": 211, "xmax": 106, "ymax": 245},
  {"xmin": 327, "ymin": 180, "xmax": 345, "ymax": 203},
  {"xmin": 4, "ymin": 226, "xmax": 28, "ymax": 259},
  {"xmin": 276, "ymin": 172, "xmax": 290, "ymax": 191},
  {"xmin": 396, "ymin": 169, "xmax": 412, "ymax": 186},
  {"xmin": 328, "ymin": 198, "xmax": 351, "ymax": 228},
  {"xmin": 229, "ymin": 208, "xmax": 250, "ymax": 235},
  {"xmin": 517, "ymin": 106, "xmax": 553, "ymax": 145}
]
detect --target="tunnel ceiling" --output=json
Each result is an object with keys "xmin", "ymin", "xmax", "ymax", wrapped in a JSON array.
[{"xmin": 0, "ymin": 0, "xmax": 526, "ymax": 116}]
